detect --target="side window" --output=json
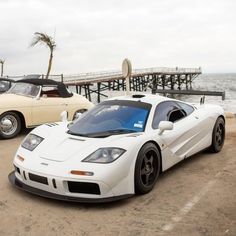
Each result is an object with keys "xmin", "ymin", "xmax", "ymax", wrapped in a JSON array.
[
  {"xmin": 176, "ymin": 102, "xmax": 194, "ymax": 116},
  {"xmin": 152, "ymin": 101, "xmax": 180, "ymax": 129},
  {"xmin": 41, "ymin": 86, "xmax": 60, "ymax": 98},
  {"xmin": 168, "ymin": 109, "xmax": 186, "ymax": 123}
]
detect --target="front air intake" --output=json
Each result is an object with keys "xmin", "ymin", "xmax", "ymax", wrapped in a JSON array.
[
  {"xmin": 29, "ymin": 173, "xmax": 48, "ymax": 185},
  {"xmin": 68, "ymin": 181, "xmax": 101, "ymax": 195}
]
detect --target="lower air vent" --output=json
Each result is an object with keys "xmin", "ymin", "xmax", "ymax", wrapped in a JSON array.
[
  {"xmin": 14, "ymin": 165, "xmax": 20, "ymax": 174},
  {"xmin": 45, "ymin": 123, "xmax": 59, "ymax": 127},
  {"xmin": 68, "ymin": 181, "xmax": 100, "ymax": 195},
  {"xmin": 29, "ymin": 173, "xmax": 48, "ymax": 185}
]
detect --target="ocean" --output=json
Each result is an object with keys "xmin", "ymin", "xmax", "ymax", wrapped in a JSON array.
[
  {"xmin": 106, "ymin": 73, "xmax": 236, "ymax": 113},
  {"xmin": 184, "ymin": 73, "xmax": 236, "ymax": 113}
]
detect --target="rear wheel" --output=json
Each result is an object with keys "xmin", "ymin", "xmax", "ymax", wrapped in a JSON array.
[
  {"xmin": 0, "ymin": 112, "xmax": 21, "ymax": 139},
  {"xmin": 135, "ymin": 143, "xmax": 161, "ymax": 194},
  {"xmin": 209, "ymin": 117, "xmax": 225, "ymax": 153}
]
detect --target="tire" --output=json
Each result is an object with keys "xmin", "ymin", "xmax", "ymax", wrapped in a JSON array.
[
  {"xmin": 135, "ymin": 143, "xmax": 161, "ymax": 194},
  {"xmin": 209, "ymin": 117, "xmax": 225, "ymax": 153},
  {"xmin": 0, "ymin": 112, "xmax": 21, "ymax": 139},
  {"xmin": 73, "ymin": 109, "xmax": 87, "ymax": 120}
]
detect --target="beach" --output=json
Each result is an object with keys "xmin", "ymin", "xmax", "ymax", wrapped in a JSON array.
[{"xmin": 0, "ymin": 116, "xmax": 235, "ymax": 236}]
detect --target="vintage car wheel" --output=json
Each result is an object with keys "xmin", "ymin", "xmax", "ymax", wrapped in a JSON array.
[
  {"xmin": 209, "ymin": 117, "xmax": 225, "ymax": 153},
  {"xmin": 0, "ymin": 112, "xmax": 21, "ymax": 139},
  {"xmin": 135, "ymin": 143, "xmax": 161, "ymax": 194},
  {"xmin": 73, "ymin": 109, "xmax": 87, "ymax": 120}
]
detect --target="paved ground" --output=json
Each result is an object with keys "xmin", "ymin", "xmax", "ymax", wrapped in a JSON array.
[{"xmin": 0, "ymin": 118, "xmax": 235, "ymax": 236}]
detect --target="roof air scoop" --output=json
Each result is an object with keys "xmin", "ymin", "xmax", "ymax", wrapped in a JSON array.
[{"xmin": 132, "ymin": 94, "xmax": 145, "ymax": 98}]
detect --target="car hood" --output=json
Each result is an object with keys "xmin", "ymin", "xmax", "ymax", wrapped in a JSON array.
[
  {"xmin": 39, "ymin": 135, "xmax": 100, "ymax": 162},
  {"xmin": 0, "ymin": 93, "xmax": 31, "ymax": 109},
  {"xmin": 33, "ymin": 124, "xmax": 143, "ymax": 163}
]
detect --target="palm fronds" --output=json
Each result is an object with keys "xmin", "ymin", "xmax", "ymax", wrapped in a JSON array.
[
  {"xmin": 31, "ymin": 32, "xmax": 56, "ymax": 51},
  {"xmin": 30, "ymin": 32, "xmax": 56, "ymax": 79}
]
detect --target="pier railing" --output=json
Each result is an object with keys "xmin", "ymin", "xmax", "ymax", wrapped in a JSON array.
[
  {"xmin": 50, "ymin": 67, "xmax": 202, "ymax": 83},
  {"xmin": 5, "ymin": 66, "xmax": 202, "ymax": 83}
]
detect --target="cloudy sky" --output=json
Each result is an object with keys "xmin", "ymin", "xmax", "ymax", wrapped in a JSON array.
[{"xmin": 0, "ymin": 0, "xmax": 236, "ymax": 75}]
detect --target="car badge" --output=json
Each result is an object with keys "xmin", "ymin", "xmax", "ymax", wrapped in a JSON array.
[{"xmin": 41, "ymin": 162, "xmax": 49, "ymax": 166}]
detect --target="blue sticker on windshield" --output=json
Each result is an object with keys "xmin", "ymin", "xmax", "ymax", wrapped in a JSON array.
[{"xmin": 134, "ymin": 121, "xmax": 143, "ymax": 129}]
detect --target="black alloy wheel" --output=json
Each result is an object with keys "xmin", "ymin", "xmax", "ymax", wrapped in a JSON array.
[
  {"xmin": 210, "ymin": 117, "xmax": 225, "ymax": 153},
  {"xmin": 135, "ymin": 143, "xmax": 161, "ymax": 194}
]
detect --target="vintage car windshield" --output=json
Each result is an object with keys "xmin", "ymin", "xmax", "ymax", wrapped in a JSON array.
[
  {"xmin": 8, "ymin": 83, "xmax": 40, "ymax": 97},
  {"xmin": 68, "ymin": 100, "xmax": 151, "ymax": 138}
]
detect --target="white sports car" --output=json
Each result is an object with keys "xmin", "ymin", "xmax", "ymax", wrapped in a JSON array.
[{"xmin": 9, "ymin": 94, "xmax": 225, "ymax": 202}]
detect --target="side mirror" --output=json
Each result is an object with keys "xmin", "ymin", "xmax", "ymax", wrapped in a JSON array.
[
  {"xmin": 158, "ymin": 121, "xmax": 173, "ymax": 135},
  {"xmin": 61, "ymin": 111, "xmax": 68, "ymax": 123}
]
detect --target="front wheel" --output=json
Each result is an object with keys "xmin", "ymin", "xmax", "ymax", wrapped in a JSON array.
[
  {"xmin": 135, "ymin": 143, "xmax": 161, "ymax": 194},
  {"xmin": 209, "ymin": 117, "xmax": 225, "ymax": 153},
  {"xmin": 0, "ymin": 112, "xmax": 21, "ymax": 139}
]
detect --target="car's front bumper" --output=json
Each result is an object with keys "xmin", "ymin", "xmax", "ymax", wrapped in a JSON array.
[{"xmin": 8, "ymin": 171, "xmax": 133, "ymax": 203}]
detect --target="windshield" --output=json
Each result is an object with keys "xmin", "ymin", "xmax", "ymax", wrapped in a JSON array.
[
  {"xmin": 68, "ymin": 100, "xmax": 151, "ymax": 138},
  {"xmin": 8, "ymin": 83, "xmax": 40, "ymax": 97}
]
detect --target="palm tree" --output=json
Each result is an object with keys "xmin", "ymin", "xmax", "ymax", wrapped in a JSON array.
[
  {"xmin": 0, "ymin": 59, "xmax": 5, "ymax": 77},
  {"xmin": 31, "ymin": 32, "xmax": 56, "ymax": 79}
]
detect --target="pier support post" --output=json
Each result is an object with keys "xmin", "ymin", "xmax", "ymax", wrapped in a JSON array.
[{"xmin": 97, "ymin": 82, "xmax": 101, "ymax": 103}]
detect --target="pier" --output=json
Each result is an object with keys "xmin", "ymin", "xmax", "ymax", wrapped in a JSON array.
[
  {"xmin": 49, "ymin": 67, "xmax": 202, "ymax": 102},
  {"xmin": 6, "ymin": 66, "xmax": 226, "ymax": 102}
]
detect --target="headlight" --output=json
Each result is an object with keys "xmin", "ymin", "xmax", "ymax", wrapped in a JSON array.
[
  {"xmin": 82, "ymin": 148, "xmax": 126, "ymax": 163},
  {"xmin": 21, "ymin": 134, "xmax": 44, "ymax": 151}
]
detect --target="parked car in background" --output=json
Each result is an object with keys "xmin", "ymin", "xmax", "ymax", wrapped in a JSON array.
[
  {"xmin": 0, "ymin": 79, "xmax": 93, "ymax": 139},
  {"xmin": 8, "ymin": 94, "xmax": 225, "ymax": 202},
  {"xmin": 0, "ymin": 78, "xmax": 15, "ymax": 94}
]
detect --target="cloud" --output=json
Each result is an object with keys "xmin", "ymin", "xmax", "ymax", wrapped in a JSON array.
[{"xmin": 0, "ymin": 0, "xmax": 236, "ymax": 75}]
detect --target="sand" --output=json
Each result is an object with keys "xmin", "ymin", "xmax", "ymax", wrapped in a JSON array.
[{"xmin": 0, "ymin": 117, "xmax": 235, "ymax": 236}]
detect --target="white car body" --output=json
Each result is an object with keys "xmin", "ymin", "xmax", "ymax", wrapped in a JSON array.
[{"xmin": 9, "ymin": 94, "xmax": 225, "ymax": 202}]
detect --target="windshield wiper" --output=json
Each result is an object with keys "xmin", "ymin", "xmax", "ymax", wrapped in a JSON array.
[
  {"xmin": 105, "ymin": 129, "xmax": 138, "ymax": 134},
  {"xmin": 67, "ymin": 130, "xmax": 89, "ymax": 137},
  {"xmin": 87, "ymin": 129, "xmax": 138, "ymax": 138},
  {"xmin": 68, "ymin": 129, "xmax": 138, "ymax": 138}
]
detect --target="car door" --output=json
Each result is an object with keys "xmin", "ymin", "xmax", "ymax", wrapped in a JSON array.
[
  {"xmin": 32, "ymin": 85, "xmax": 67, "ymax": 125},
  {"xmin": 172, "ymin": 101, "xmax": 214, "ymax": 157},
  {"xmin": 153, "ymin": 101, "xmax": 203, "ymax": 170}
]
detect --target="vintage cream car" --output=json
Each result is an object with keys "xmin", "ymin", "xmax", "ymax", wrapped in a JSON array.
[{"xmin": 0, "ymin": 79, "xmax": 93, "ymax": 139}]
